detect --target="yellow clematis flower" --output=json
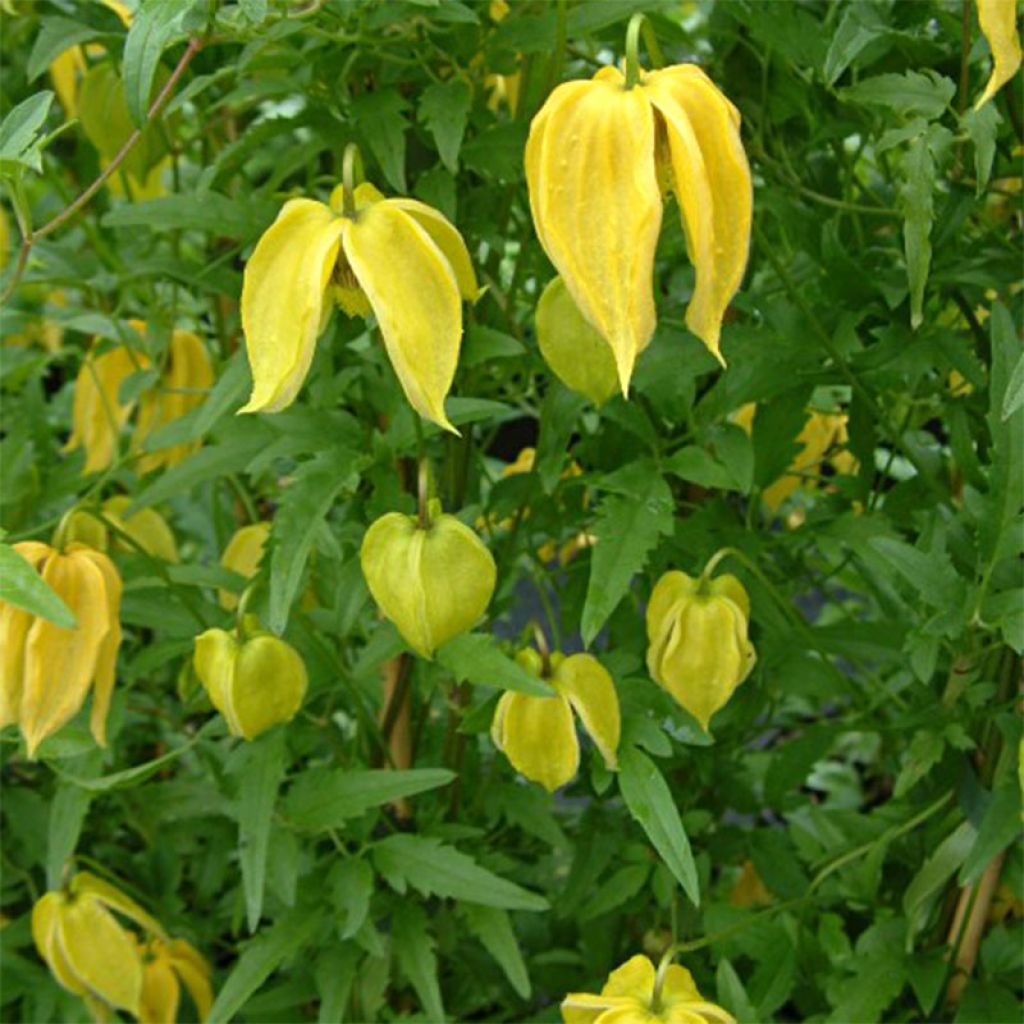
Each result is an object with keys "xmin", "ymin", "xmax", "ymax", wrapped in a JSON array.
[
  {"xmin": 218, "ymin": 521, "xmax": 271, "ymax": 610},
  {"xmin": 132, "ymin": 329, "xmax": 214, "ymax": 474},
  {"xmin": 1, "ymin": 540, "xmax": 122, "ymax": 757},
  {"xmin": 491, "ymin": 647, "xmax": 620, "ymax": 792},
  {"xmin": 561, "ymin": 954, "xmax": 735, "ymax": 1024},
  {"xmin": 193, "ymin": 617, "xmax": 308, "ymax": 740},
  {"xmin": 976, "ymin": 0, "xmax": 1022, "ymax": 109},
  {"xmin": 138, "ymin": 936, "xmax": 214, "ymax": 1024},
  {"xmin": 526, "ymin": 60, "xmax": 752, "ymax": 394},
  {"xmin": 646, "ymin": 568, "xmax": 755, "ymax": 731},
  {"xmin": 102, "ymin": 496, "xmax": 179, "ymax": 562},
  {"xmin": 32, "ymin": 871, "xmax": 164, "ymax": 1021},
  {"xmin": 240, "ymin": 181, "xmax": 478, "ymax": 431}
]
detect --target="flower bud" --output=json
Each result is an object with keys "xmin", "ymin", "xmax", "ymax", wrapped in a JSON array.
[
  {"xmin": 360, "ymin": 505, "xmax": 496, "ymax": 658},
  {"xmin": 535, "ymin": 276, "xmax": 619, "ymax": 406},
  {"xmin": 218, "ymin": 521, "xmax": 271, "ymax": 610},
  {"xmin": 646, "ymin": 569, "xmax": 755, "ymax": 730},
  {"xmin": 193, "ymin": 622, "xmax": 307, "ymax": 740},
  {"xmin": 102, "ymin": 495, "xmax": 179, "ymax": 562}
]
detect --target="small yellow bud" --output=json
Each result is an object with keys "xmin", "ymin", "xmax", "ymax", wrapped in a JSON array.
[
  {"xmin": 646, "ymin": 569, "xmax": 755, "ymax": 731},
  {"xmin": 193, "ymin": 623, "xmax": 308, "ymax": 740},
  {"xmin": 218, "ymin": 521, "xmax": 271, "ymax": 610},
  {"xmin": 360, "ymin": 506, "xmax": 496, "ymax": 658},
  {"xmin": 535, "ymin": 276, "xmax": 620, "ymax": 407},
  {"xmin": 102, "ymin": 495, "xmax": 179, "ymax": 562}
]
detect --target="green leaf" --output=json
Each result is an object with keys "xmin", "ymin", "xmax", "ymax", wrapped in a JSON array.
[
  {"xmin": 461, "ymin": 904, "xmax": 531, "ymax": 999},
  {"xmin": 664, "ymin": 444, "xmax": 744, "ymax": 492},
  {"xmin": 392, "ymin": 903, "xmax": 445, "ymax": 1023},
  {"xmin": 207, "ymin": 909, "xmax": 322, "ymax": 1024},
  {"xmin": 353, "ymin": 89, "xmax": 408, "ymax": 192},
  {"xmin": 580, "ymin": 862, "xmax": 650, "ymax": 921},
  {"xmin": 269, "ymin": 447, "xmax": 365, "ymax": 633},
  {"xmin": 717, "ymin": 957, "xmax": 759, "ymax": 1024},
  {"xmin": 0, "ymin": 91, "xmax": 55, "ymax": 173},
  {"xmin": 581, "ymin": 463, "xmax": 673, "ymax": 646},
  {"xmin": 900, "ymin": 131, "xmax": 935, "ymax": 329},
  {"xmin": 460, "ymin": 122, "xmax": 528, "ymax": 182},
  {"xmin": 315, "ymin": 946, "xmax": 360, "ymax": 1024},
  {"xmin": 122, "ymin": 0, "xmax": 188, "ymax": 126},
  {"xmin": 617, "ymin": 747, "xmax": 700, "ymax": 905},
  {"xmin": 0, "ymin": 542, "xmax": 76, "ymax": 628},
  {"xmin": 823, "ymin": 3, "xmax": 887, "ymax": 86},
  {"xmin": 102, "ymin": 191, "xmax": 276, "ymax": 240},
  {"xmin": 419, "ymin": 79, "xmax": 472, "ymax": 173},
  {"xmin": 962, "ymin": 103, "xmax": 1000, "ymax": 195},
  {"xmin": 28, "ymin": 19, "xmax": 101, "ymax": 83},
  {"xmin": 373, "ymin": 834, "xmax": 549, "ymax": 911},
  {"xmin": 868, "ymin": 536, "xmax": 962, "ymax": 609},
  {"xmin": 436, "ymin": 633, "xmax": 554, "ymax": 697},
  {"xmin": 1000, "ymin": 349, "xmax": 1024, "ymax": 422},
  {"xmin": 959, "ymin": 783, "xmax": 1022, "ymax": 885},
  {"xmin": 284, "ymin": 769, "xmax": 455, "ymax": 831},
  {"xmin": 903, "ymin": 821, "xmax": 975, "ymax": 942},
  {"xmin": 233, "ymin": 730, "xmax": 288, "ymax": 934},
  {"xmin": 841, "ymin": 70, "xmax": 955, "ymax": 119},
  {"xmin": 46, "ymin": 780, "xmax": 94, "ymax": 890},
  {"xmin": 329, "ymin": 858, "xmax": 374, "ymax": 940}
]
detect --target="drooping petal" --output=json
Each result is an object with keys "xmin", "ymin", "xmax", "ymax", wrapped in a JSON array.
[
  {"xmin": 239, "ymin": 199, "xmax": 344, "ymax": 414},
  {"xmin": 20, "ymin": 552, "xmax": 110, "ymax": 758},
  {"xmin": 230, "ymin": 634, "xmax": 308, "ymax": 740},
  {"xmin": 644, "ymin": 66, "xmax": 751, "ymax": 364},
  {"xmin": 33, "ymin": 893, "xmax": 88, "ymax": 996},
  {"xmin": 71, "ymin": 871, "xmax": 166, "ymax": 939},
  {"xmin": 167, "ymin": 939, "xmax": 214, "ymax": 1021},
  {"xmin": 193, "ymin": 629, "xmax": 243, "ymax": 737},
  {"xmin": 560, "ymin": 994, "xmax": 646, "ymax": 1024},
  {"xmin": 645, "ymin": 570, "xmax": 697, "ymax": 676},
  {"xmin": 707, "ymin": 573, "xmax": 750, "ymax": 622},
  {"xmin": 554, "ymin": 654, "xmax": 620, "ymax": 771},
  {"xmin": 976, "ymin": 0, "xmax": 1023, "ymax": 108},
  {"xmin": 0, "ymin": 542, "xmax": 51, "ymax": 729},
  {"xmin": 601, "ymin": 956, "xmax": 657, "ymax": 1002},
  {"xmin": 138, "ymin": 956, "xmax": 180, "ymax": 1024},
  {"xmin": 101, "ymin": 496, "xmax": 179, "ymax": 562},
  {"xmin": 387, "ymin": 198, "xmax": 480, "ymax": 300},
  {"xmin": 664, "ymin": 1002, "xmax": 736, "ymax": 1024},
  {"xmin": 342, "ymin": 203, "xmax": 463, "ymax": 431},
  {"xmin": 492, "ymin": 690, "xmax": 579, "ymax": 792},
  {"xmin": 526, "ymin": 68, "xmax": 662, "ymax": 394}
]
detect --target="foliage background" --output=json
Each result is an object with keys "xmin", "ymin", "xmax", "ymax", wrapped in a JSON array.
[{"xmin": 1, "ymin": 0, "xmax": 1022, "ymax": 1022}]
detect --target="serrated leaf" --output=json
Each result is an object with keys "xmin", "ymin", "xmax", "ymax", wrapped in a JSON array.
[
  {"xmin": 284, "ymin": 769, "xmax": 455, "ymax": 831},
  {"xmin": 207, "ymin": 909, "xmax": 322, "ymax": 1023},
  {"xmin": 373, "ymin": 834, "xmax": 548, "ymax": 911},
  {"xmin": 581, "ymin": 463, "xmax": 673, "ymax": 646},
  {"xmin": 102, "ymin": 191, "xmax": 276, "ymax": 240},
  {"xmin": 436, "ymin": 633, "xmax": 553, "ymax": 697},
  {"xmin": 0, "ymin": 542, "xmax": 76, "ymax": 628},
  {"xmin": 353, "ymin": 89, "xmax": 408, "ymax": 192},
  {"xmin": 823, "ymin": 3, "xmax": 887, "ymax": 86},
  {"xmin": 963, "ymin": 103, "xmax": 1000, "ymax": 195},
  {"xmin": 419, "ymin": 79, "xmax": 472, "ymax": 173},
  {"xmin": 122, "ymin": 0, "xmax": 188, "ymax": 126},
  {"xmin": 869, "ymin": 536, "xmax": 961, "ymax": 608},
  {"xmin": 617, "ymin": 747, "xmax": 700, "ymax": 905},
  {"xmin": 392, "ymin": 903, "xmax": 444, "ymax": 1022},
  {"xmin": 269, "ymin": 447, "xmax": 366, "ymax": 633},
  {"xmin": 233, "ymin": 730, "xmax": 287, "ymax": 933},
  {"xmin": 461, "ymin": 904, "xmax": 531, "ymax": 999},
  {"xmin": 0, "ymin": 91, "xmax": 55, "ymax": 173},
  {"xmin": 329, "ymin": 858, "xmax": 374, "ymax": 940},
  {"xmin": 841, "ymin": 70, "xmax": 955, "ymax": 119},
  {"xmin": 664, "ymin": 445, "xmax": 742, "ymax": 492},
  {"xmin": 900, "ymin": 132, "xmax": 935, "ymax": 329}
]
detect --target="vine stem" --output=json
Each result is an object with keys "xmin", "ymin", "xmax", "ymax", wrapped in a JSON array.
[{"xmin": 1, "ymin": 37, "xmax": 203, "ymax": 306}]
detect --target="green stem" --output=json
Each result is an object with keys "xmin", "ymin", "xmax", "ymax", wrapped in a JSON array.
[
  {"xmin": 624, "ymin": 13, "xmax": 662, "ymax": 89},
  {"xmin": 341, "ymin": 142, "xmax": 362, "ymax": 217}
]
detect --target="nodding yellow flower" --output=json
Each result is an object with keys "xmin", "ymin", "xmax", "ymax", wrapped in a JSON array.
[
  {"xmin": 193, "ymin": 617, "xmax": 308, "ymax": 740},
  {"xmin": 561, "ymin": 954, "xmax": 735, "ymax": 1024},
  {"xmin": 646, "ymin": 568, "xmax": 755, "ymax": 731},
  {"xmin": 132, "ymin": 329, "xmax": 214, "ymax": 474},
  {"xmin": 491, "ymin": 647, "xmax": 620, "ymax": 792},
  {"xmin": 138, "ymin": 935, "xmax": 214, "ymax": 1024},
  {"xmin": 102, "ymin": 496, "xmax": 179, "ymax": 563},
  {"xmin": 526, "ymin": 61, "xmax": 752, "ymax": 395},
  {"xmin": 1, "ymin": 541, "xmax": 122, "ymax": 757},
  {"xmin": 976, "ymin": 0, "xmax": 1022, "ymax": 109},
  {"xmin": 360, "ymin": 500, "xmax": 496, "ymax": 658},
  {"xmin": 240, "ymin": 181, "xmax": 478, "ymax": 431},
  {"xmin": 65, "ymin": 341, "xmax": 151, "ymax": 475},
  {"xmin": 32, "ymin": 871, "xmax": 164, "ymax": 1021},
  {"xmin": 218, "ymin": 522, "xmax": 271, "ymax": 610}
]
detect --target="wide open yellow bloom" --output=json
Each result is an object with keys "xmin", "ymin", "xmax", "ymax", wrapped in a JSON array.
[
  {"xmin": 646, "ymin": 569, "xmax": 755, "ymax": 731},
  {"xmin": 1, "ymin": 541, "xmax": 122, "ymax": 757},
  {"xmin": 32, "ymin": 871, "xmax": 164, "ymax": 1021},
  {"xmin": 976, "ymin": 0, "xmax": 1022, "ymax": 108},
  {"xmin": 138, "ymin": 936, "xmax": 214, "ymax": 1024},
  {"xmin": 240, "ymin": 181, "xmax": 478, "ymax": 431},
  {"xmin": 527, "ymin": 62, "xmax": 751, "ymax": 395},
  {"xmin": 562, "ymin": 954, "xmax": 735, "ymax": 1024},
  {"xmin": 491, "ymin": 648, "xmax": 620, "ymax": 792}
]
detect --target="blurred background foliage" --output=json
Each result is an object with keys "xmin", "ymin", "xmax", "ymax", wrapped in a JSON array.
[{"xmin": 0, "ymin": 0, "xmax": 1021, "ymax": 1022}]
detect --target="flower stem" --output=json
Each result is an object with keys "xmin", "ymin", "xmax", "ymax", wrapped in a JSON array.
[
  {"xmin": 624, "ymin": 12, "xmax": 664, "ymax": 89},
  {"xmin": 341, "ymin": 142, "xmax": 363, "ymax": 217}
]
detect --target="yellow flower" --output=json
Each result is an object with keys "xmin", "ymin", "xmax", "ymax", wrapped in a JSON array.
[
  {"xmin": 102, "ymin": 496, "xmax": 179, "ymax": 562},
  {"xmin": 138, "ymin": 936, "xmax": 214, "ymax": 1024},
  {"xmin": 132, "ymin": 329, "xmax": 214, "ymax": 474},
  {"xmin": 218, "ymin": 522, "xmax": 271, "ymax": 610},
  {"xmin": 491, "ymin": 648, "xmax": 620, "ymax": 792},
  {"xmin": 65, "ymin": 341, "xmax": 151, "ymax": 475},
  {"xmin": 526, "ymin": 61, "xmax": 752, "ymax": 394},
  {"xmin": 193, "ymin": 617, "xmax": 308, "ymax": 740},
  {"xmin": 646, "ymin": 568, "xmax": 755, "ymax": 731},
  {"xmin": 976, "ymin": 0, "xmax": 1022, "ymax": 108},
  {"xmin": 561, "ymin": 954, "xmax": 735, "ymax": 1024},
  {"xmin": 1, "ymin": 541, "xmax": 122, "ymax": 757},
  {"xmin": 32, "ymin": 871, "xmax": 163, "ymax": 1021},
  {"xmin": 360, "ymin": 501, "xmax": 496, "ymax": 658},
  {"xmin": 240, "ymin": 181, "xmax": 478, "ymax": 431}
]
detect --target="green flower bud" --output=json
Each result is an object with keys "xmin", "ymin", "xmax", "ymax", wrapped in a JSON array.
[
  {"xmin": 535, "ymin": 276, "xmax": 620, "ymax": 407},
  {"xmin": 646, "ymin": 569, "xmax": 755, "ymax": 731},
  {"xmin": 360, "ymin": 506, "xmax": 497, "ymax": 658},
  {"xmin": 193, "ymin": 625, "xmax": 307, "ymax": 740}
]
